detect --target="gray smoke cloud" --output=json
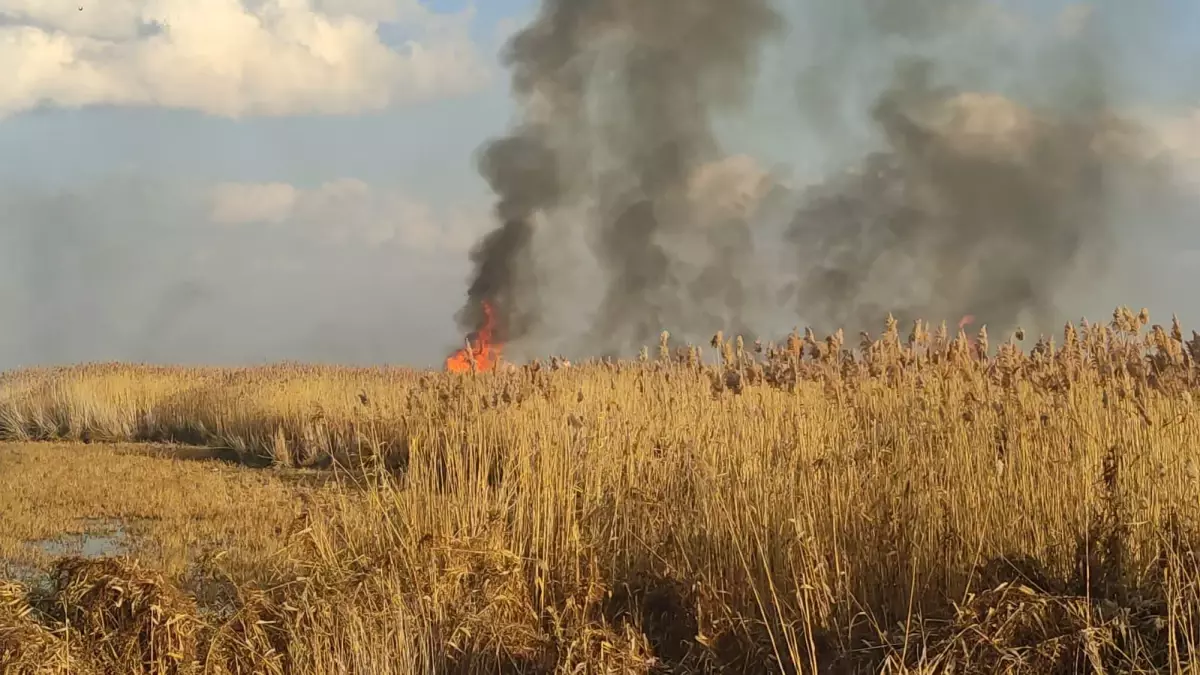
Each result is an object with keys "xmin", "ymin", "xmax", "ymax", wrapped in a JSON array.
[
  {"xmin": 784, "ymin": 61, "xmax": 1170, "ymax": 335},
  {"xmin": 461, "ymin": 0, "xmax": 1200, "ymax": 357},
  {"xmin": 460, "ymin": 0, "xmax": 783, "ymax": 354}
]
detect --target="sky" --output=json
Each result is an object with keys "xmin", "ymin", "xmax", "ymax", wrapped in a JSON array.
[
  {"xmin": 1, "ymin": 0, "xmax": 1199, "ymax": 369},
  {"xmin": 0, "ymin": 0, "xmax": 538, "ymax": 368}
]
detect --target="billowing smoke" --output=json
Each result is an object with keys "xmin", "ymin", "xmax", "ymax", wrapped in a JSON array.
[
  {"xmin": 459, "ymin": 0, "xmax": 782, "ymax": 354},
  {"xmin": 785, "ymin": 61, "xmax": 1169, "ymax": 335},
  {"xmin": 460, "ymin": 0, "xmax": 1196, "ymax": 356}
]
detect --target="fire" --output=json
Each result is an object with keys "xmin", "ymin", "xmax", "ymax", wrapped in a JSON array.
[
  {"xmin": 446, "ymin": 302, "xmax": 502, "ymax": 373},
  {"xmin": 957, "ymin": 314, "xmax": 981, "ymax": 353}
]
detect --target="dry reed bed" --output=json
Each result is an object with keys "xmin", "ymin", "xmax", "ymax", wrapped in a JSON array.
[{"xmin": 0, "ymin": 307, "xmax": 1198, "ymax": 673}]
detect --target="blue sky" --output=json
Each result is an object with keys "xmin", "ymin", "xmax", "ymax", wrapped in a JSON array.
[{"xmin": 0, "ymin": 0, "xmax": 1198, "ymax": 369}]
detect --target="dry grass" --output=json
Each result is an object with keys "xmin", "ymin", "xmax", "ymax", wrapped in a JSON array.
[
  {"xmin": 0, "ymin": 579, "xmax": 85, "ymax": 674},
  {"xmin": 0, "ymin": 307, "xmax": 1198, "ymax": 673},
  {"xmin": 0, "ymin": 442, "xmax": 308, "ymax": 582},
  {"xmin": 49, "ymin": 556, "xmax": 200, "ymax": 674}
]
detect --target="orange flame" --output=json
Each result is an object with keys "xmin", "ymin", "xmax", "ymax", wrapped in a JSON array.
[
  {"xmin": 957, "ymin": 314, "xmax": 981, "ymax": 353},
  {"xmin": 446, "ymin": 302, "xmax": 502, "ymax": 373}
]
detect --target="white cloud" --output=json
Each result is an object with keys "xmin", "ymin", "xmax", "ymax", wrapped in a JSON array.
[
  {"xmin": 0, "ymin": 0, "xmax": 490, "ymax": 117},
  {"xmin": 210, "ymin": 181, "xmax": 298, "ymax": 223},
  {"xmin": 208, "ymin": 178, "xmax": 489, "ymax": 253}
]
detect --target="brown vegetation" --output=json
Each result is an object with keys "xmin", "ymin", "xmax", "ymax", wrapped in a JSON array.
[{"xmin": 0, "ymin": 306, "xmax": 1199, "ymax": 673}]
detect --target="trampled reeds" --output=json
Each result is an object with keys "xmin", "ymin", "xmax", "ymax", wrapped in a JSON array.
[
  {"xmin": 48, "ymin": 557, "xmax": 200, "ymax": 674},
  {"xmin": 0, "ymin": 580, "xmax": 85, "ymax": 675},
  {"xmin": 0, "ymin": 306, "xmax": 1199, "ymax": 673}
]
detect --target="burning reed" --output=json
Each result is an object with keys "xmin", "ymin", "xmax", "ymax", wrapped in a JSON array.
[{"xmin": 1, "ymin": 307, "xmax": 1199, "ymax": 673}]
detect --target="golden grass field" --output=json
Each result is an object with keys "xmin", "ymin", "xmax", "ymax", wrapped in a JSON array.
[{"xmin": 1, "ymin": 307, "xmax": 1199, "ymax": 673}]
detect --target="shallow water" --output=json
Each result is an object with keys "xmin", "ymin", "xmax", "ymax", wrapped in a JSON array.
[
  {"xmin": 2, "ymin": 518, "xmax": 133, "ymax": 587},
  {"xmin": 31, "ymin": 517, "xmax": 131, "ymax": 558},
  {"xmin": 0, "ymin": 560, "xmax": 40, "ymax": 584}
]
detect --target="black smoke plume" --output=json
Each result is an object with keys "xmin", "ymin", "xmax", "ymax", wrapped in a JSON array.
[
  {"xmin": 459, "ymin": 0, "xmax": 781, "ymax": 352},
  {"xmin": 460, "ymin": 0, "xmax": 1190, "ymax": 357}
]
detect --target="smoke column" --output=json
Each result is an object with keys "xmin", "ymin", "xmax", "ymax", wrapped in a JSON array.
[
  {"xmin": 459, "ymin": 0, "xmax": 781, "ymax": 354},
  {"xmin": 461, "ymin": 0, "xmax": 1194, "ymax": 357},
  {"xmin": 785, "ymin": 59, "xmax": 1168, "ymax": 335}
]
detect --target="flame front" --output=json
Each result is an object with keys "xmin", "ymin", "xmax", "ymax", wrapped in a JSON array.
[
  {"xmin": 446, "ymin": 302, "xmax": 502, "ymax": 373},
  {"xmin": 957, "ymin": 314, "xmax": 980, "ymax": 352}
]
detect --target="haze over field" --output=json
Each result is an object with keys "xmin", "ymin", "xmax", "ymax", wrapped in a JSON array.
[{"xmin": 3, "ymin": 0, "xmax": 1200, "ymax": 369}]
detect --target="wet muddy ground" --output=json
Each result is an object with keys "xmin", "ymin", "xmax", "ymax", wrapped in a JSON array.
[{"xmin": 0, "ymin": 441, "xmax": 314, "ymax": 587}]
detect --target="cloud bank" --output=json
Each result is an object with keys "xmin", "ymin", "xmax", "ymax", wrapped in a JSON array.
[
  {"xmin": 0, "ymin": 0, "xmax": 489, "ymax": 117},
  {"xmin": 0, "ymin": 176, "xmax": 487, "ymax": 369},
  {"xmin": 209, "ymin": 179, "xmax": 484, "ymax": 252}
]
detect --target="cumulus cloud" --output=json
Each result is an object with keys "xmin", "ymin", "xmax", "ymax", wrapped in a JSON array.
[
  {"xmin": 208, "ymin": 178, "xmax": 488, "ymax": 252},
  {"xmin": 210, "ymin": 181, "xmax": 298, "ymax": 224},
  {"xmin": 0, "ymin": 0, "xmax": 489, "ymax": 117}
]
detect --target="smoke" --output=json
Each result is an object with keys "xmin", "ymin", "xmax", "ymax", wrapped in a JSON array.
[
  {"xmin": 461, "ymin": 0, "xmax": 1200, "ymax": 356},
  {"xmin": 785, "ymin": 61, "xmax": 1169, "ymax": 335},
  {"xmin": 460, "ymin": 0, "xmax": 783, "ymax": 354}
]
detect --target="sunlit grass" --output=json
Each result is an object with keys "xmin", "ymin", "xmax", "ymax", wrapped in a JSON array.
[{"xmin": 0, "ymin": 307, "xmax": 1198, "ymax": 673}]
